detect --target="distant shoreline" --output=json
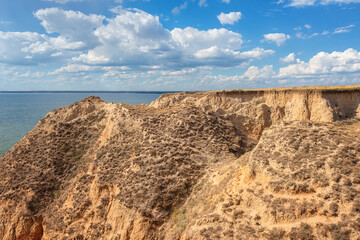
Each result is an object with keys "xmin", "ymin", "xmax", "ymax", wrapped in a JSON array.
[{"xmin": 0, "ymin": 91, "xmax": 180, "ymax": 94}]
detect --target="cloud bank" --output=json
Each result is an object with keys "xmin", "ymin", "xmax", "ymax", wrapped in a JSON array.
[
  {"xmin": 224, "ymin": 48, "xmax": 360, "ymax": 82},
  {"xmin": 0, "ymin": 5, "xmax": 359, "ymax": 90},
  {"xmin": 0, "ymin": 8, "xmax": 272, "ymax": 70}
]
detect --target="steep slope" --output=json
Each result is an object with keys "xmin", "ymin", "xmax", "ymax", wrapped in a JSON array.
[
  {"xmin": 162, "ymin": 119, "xmax": 360, "ymax": 239},
  {"xmin": 151, "ymin": 87, "xmax": 360, "ymax": 138},
  {"xmin": 0, "ymin": 86, "xmax": 359, "ymax": 240},
  {"xmin": 0, "ymin": 96, "xmax": 252, "ymax": 239}
]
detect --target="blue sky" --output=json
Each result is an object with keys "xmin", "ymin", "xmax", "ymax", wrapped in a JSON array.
[{"xmin": 0, "ymin": 0, "xmax": 359, "ymax": 91}]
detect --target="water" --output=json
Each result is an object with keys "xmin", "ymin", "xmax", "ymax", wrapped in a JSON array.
[{"xmin": 0, "ymin": 92, "xmax": 165, "ymax": 157}]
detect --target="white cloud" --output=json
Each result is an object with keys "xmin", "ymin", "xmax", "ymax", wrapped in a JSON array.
[
  {"xmin": 217, "ymin": 12, "xmax": 242, "ymax": 25},
  {"xmin": 171, "ymin": 27, "xmax": 243, "ymax": 53},
  {"xmin": 222, "ymin": 0, "xmax": 231, "ymax": 3},
  {"xmin": 333, "ymin": 24, "xmax": 355, "ymax": 34},
  {"xmin": 0, "ymin": 8, "xmax": 106, "ymax": 65},
  {"xmin": 172, "ymin": 2, "xmax": 188, "ymax": 15},
  {"xmin": 76, "ymin": 8, "xmax": 172, "ymax": 66},
  {"xmin": 51, "ymin": 52, "xmax": 63, "ymax": 57},
  {"xmin": 199, "ymin": 0, "xmax": 207, "ymax": 7},
  {"xmin": 50, "ymin": 64, "xmax": 100, "ymax": 74},
  {"xmin": 75, "ymin": 8, "xmax": 272, "ymax": 68},
  {"xmin": 171, "ymin": 28, "xmax": 274, "ymax": 67},
  {"xmin": 288, "ymin": 0, "xmax": 317, "ymax": 6},
  {"xmin": 321, "ymin": 0, "xmax": 360, "ymax": 4},
  {"xmin": 304, "ymin": 24, "xmax": 312, "ymax": 29},
  {"xmin": 206, "ymin": 48, "xmax": 360, "ymax": 86},
  {"xmin": 242, "ymin": 65, "xmax": 275, "ymax": 81},
  {"xmin": 49, "ymin": 36, "xmax": 86, "ymax": 50},
  {"xmin": 196, "ymin": 65, "xmax": 275, "ymax": 85},
  {"xmin": 15, "ymin": 71, "xmax": 45, "ymax": 78},
  {"xmin": 0, "ymin": 31, "xmax": 55, "ymax": 65},
  {"xmin": 295, "ymin": 24, "xmax": 356, "ymax": 39},
  {"xmin": 76, "ymin": 50, "xmax": 111, "ymax": 65},
  {"xmin": 279, "ymin": 48, "xmax": 360, "ymax": 76},
  {"xmin": 193, "ymin": 46, "xmax": 274, "ymax": 67},
  {"xmin": 262, "ymin": 33, "xmax": 291, "ymax": 46},
  {"xmin": 238, "ymin": 47, "xmax": 275, "ymax": 59},
  {"xmin": 280, "ymin": 53, "xmax": 298, "ymax": 64},
  {"xmin": 0, "ymin": 8, "xmax": 103, "ymax": 65},
  {"xmin": 282, "ymin": 0, "xmax": 360, "ymax": 7},
  {"xmin": 1, "ymin": 7, "xmax": 274, "ymax": 74},
  {"xmin": 44, "ymin": 0, "xmax": 83, "ymax": 3},
  {"xmin": 34, "ymin": 8, "xmax": 104, "ymax": 49}
]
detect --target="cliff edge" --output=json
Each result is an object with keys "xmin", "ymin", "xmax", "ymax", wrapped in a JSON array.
[{"xmin": 0, "ymin": 86, "xmax": 359, "ymax": 240}]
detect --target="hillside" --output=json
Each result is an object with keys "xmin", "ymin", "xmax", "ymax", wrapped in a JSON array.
[{"xmin": 0, "ymin": 86, "xmax": 359, "ymax": 239}]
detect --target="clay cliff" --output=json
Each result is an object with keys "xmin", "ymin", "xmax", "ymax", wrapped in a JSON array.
[{"xmin": 0, "ymin": 86, "xmax": 359, "ymax": 240}]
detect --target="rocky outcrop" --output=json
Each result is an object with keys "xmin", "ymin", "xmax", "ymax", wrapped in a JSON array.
[{"xmin": 0, "ymin": 86, "xmax": 359, "ymax": 239}]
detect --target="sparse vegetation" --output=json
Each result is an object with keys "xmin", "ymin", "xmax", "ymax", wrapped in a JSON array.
[{"xmin": 0, "ymin": 90, "xmax": 359, "ymax": 239}]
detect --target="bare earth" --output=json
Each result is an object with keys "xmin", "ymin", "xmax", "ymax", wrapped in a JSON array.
[{"xmin": 0, "ymin": 86, "xmax": 359, "ymax": 239}]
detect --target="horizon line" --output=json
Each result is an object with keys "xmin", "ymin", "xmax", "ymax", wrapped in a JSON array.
[{"xmin": 0, "ymin": 90, "xmax": 184, "ymax": 94}]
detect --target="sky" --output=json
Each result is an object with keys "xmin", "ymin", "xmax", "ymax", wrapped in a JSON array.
[{"xmin": 0, "ymin": 0, "xmax": 359, "ymax": 91}]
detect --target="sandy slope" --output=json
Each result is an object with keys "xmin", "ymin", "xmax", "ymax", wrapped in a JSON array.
[{"xmin": 0, "ymin": 86, "xmax": 359, "ymax": 239}]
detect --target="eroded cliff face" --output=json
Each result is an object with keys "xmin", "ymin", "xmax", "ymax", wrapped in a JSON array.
[
  {"xmin": 0, "ymin": 87, "xmax": 359, "ymax": 240},
  {"xmin": 151, "ymin": 88, "xmax": 360, "ymax": 138},
  {"xmin": 162, "ymin": 120, "xmax": 360, "ymax": 239}
]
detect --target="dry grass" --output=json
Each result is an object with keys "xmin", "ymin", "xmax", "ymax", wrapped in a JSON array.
[{"xmin": 0, "ymin": 89, "xmax": 359, "ymax": 239}]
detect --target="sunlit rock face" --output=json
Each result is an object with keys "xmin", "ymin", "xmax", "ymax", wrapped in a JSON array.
[{"xmin": 0, "ymin": 87, "xmax": 360, "ymax": 240}]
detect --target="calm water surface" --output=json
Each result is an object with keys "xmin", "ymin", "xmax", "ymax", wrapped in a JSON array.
[{"xmin": 0, "ymin": 92, "xmax": 164, "ymax": 156}]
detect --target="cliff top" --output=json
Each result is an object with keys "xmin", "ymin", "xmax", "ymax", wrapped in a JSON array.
[{"xmin": 224, "ymin": 84, "xmax": 360, "ymax": 92}]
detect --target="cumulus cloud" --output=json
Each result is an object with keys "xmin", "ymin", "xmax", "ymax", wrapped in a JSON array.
[
  {"xmin": 280, "ymin": 53, "xmax": 298, "ymax": 64},
  {"xmin": 1, "ymin": 7, "xmax": 274, "ymax": 72},
  {"xmin": 279, "ymin": 48, "xmax": 360, "ymax": 76},
  {"xmin": 83, "ymin": 48, "xmax": 360, "ymax": 88},
  {"xmin": 171, "ymin": 27, "xmax": 243, "ymax": 53},
  {"xmin": 0, "ymin": 8, "xmax": 108, "ymax": 65},
  {"xmin": 76, "ymin": 8, "xmax": 173, "ymax": 66},
  {"xmin": 49, "ymin": 36, "xmax": 86, "ymax": 50},
  {"xmin": 76, "ymin": 9, "xmax": 272, "ymax": 68},
  {"xmin": 193, "ymin": 47, "xmax": 274, "ymax": 67},
  {"xmin": 34, "ymin": 8, "xmax": 104, "ymax": 49},
  {"xmin": 222, "ymin": 0, "xmax": 231, "ymax": 3},
  {"xmin": 202, "ymin": 48, "xmax": 360, "ymax": 88},
  {"xmin": 0, "ymin": 32, "xmax": 55, "ymax": 65},
  {"xmin": 262, "ymin": 33, "xmax": 291, "ymax": 46},
  {"xmin": 217, "ymin": 12, "xmax": 242, "ymax": 25},
  {"xmin": 242, "ymin": 65, "xmax": 275, "ymax": 81},
  {"xmin": 171, "ymin": 28, "xmax": 273, "ymax": 67}
]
